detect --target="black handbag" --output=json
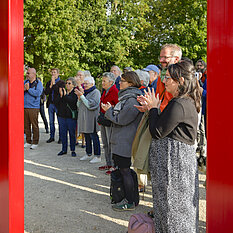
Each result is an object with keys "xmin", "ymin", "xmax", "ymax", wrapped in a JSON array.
[{"xmin": 97, "ymin": 112, "xmax": 112, "ymax": 127}]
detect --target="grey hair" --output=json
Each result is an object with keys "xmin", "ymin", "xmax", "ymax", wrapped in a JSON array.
[
  {"xmin": 77, "ymin": 70, "xmax": 85, "ymax": 76},
  {"xmin": 67, "ymin": 77, "xmax": 77, "ymax": 86},
  {"xmin": 111, "ymin": 65, "xmax": 122, "ymax": 75},
  {"xmin": 161, "ymin": 44, "xmax": 182, "ymax": 60},
  {"xmin": 102, "ymin": 72, "xmax": 115, "ymax": 83},
  {"xmin": 84, "ymin": 76, "xmax": 95, "ymax": 85},
  {"xmin": 84, "ymin": 70, "xmax": 91, "ymax": 77},
  {"xmin": 134, "ymin": 69, "xmax": 150, "ymax": 87}
]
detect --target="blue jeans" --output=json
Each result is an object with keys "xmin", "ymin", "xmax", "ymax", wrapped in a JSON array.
[
  {"xmin": 48, "ymin": 103, "xmax": 60, "ymax": 139},
  {"xmin": 84, "ymin": 132, "xmax": 101, "ymax": 157},
  {"xmin": 58, "ymin": 117, "xmax": 77, "ymax": 152}
]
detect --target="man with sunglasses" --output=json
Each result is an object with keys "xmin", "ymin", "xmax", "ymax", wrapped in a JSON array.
[{"xmin": 45, "ymin": 68, "xmax": 65, "ymax": 143}]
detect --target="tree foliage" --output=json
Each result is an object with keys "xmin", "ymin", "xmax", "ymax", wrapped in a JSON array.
[{"xmin": 24, "ymin": 0, "xmax": 207, "ymax": 83}]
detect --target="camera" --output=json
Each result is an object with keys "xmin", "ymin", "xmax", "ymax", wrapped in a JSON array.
[{"xmin": 195, "ymin": 72, "xmax": 200, "ymax": 79}]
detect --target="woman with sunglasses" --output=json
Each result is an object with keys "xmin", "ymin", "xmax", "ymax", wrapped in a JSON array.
[
  {"xmin": 56, "ymin": 77, "xmax": 78, "ymax": 157},
  {"xmin": 141, "ymin": 60, "xmax": 201, "ymax": 232}
]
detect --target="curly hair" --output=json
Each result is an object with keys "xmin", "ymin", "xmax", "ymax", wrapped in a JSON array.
[{"xmin": 168, "ymin": 60, "xmax": 201, "ymax": 113}]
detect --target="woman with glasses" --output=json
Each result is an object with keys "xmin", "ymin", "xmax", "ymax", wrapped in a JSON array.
[
  {"xmin": 75, "ymin": 76, "xmax": 101, "ymax": 164},
  {"xmin": 102, "ymin": 71, "xmax": 142, "ymax": 211},
  {"xmin": 56, "ymin": 77, "xmax": 78, "ymax": 157},
  {"xmin": 141, "ymin": 60, "xmax": 201, "ymax": 232}
]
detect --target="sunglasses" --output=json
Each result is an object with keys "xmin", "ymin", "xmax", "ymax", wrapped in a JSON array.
[{"xmin": 66, "ymin": 82, "xmax": 72, "ymax": 85}]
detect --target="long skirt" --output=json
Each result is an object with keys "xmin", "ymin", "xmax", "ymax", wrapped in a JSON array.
[{"xmin": 149, "ymin": 137, "xmax": 199, "ymax": 233}]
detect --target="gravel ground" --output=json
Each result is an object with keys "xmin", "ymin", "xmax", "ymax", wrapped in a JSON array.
[{"xmin": 24, "ymin": 115, "xmax": 206, "ymax": 233}]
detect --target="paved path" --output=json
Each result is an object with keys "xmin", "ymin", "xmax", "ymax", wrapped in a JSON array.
[{"xmin": 24, "ymin": 115, "xmax": 206, "ymax": 233}]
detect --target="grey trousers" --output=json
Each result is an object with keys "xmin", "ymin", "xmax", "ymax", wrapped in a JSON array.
[{"xmin": 100, "ymin": 125, "xmax": 113, "ymax": 166}]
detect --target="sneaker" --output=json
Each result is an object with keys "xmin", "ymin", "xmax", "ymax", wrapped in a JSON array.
[
  {"xmin": 24, "ymin": 143, "xmax": 31, "ymax": 148},
  {"xmin": 90, "ymin": 156, "xmax": 101, "ymax": 164},
  {"xmin": 30, "ymin": 144, "xmax": 38, "ymax": 150},
  {"xmin": 112, "ymin": 198, "xmax": 135, "ymax": 211},
  {"xmin": 105, "ymin": 167, "xmax": 116, "ymax": 175},
  {"xmin": 80, "ymin": 154, "xmax": 93, "ymax": 161},
  {"xmin": 99, "ymin": 165, "xmax": 112, "ymax": 171}
]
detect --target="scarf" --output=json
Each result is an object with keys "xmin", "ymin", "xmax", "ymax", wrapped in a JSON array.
[
  {"xmin": 84, "ymin": 85, "xmax": 97, "ymax": 96},
  {"xmin": 113, "ymin": 88, "xmax": 139, "ymax": 115}
]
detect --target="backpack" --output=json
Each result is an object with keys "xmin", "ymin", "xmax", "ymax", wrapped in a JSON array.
[
  {"xmin": 128, "ymin": 213, "xmax": 155, "ymax": 233},
  {"xmin": 110, "ymin": 169, "xmax": 139, "ymax": 206}
]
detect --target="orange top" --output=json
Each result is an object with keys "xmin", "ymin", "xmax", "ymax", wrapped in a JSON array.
[{"xmin": 155, "ymin": 76, "xmax": 173, "ymax": 112}]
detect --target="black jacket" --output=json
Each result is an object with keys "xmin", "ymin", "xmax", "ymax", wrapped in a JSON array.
[
  {"xmin": 44, "ymin": 78, "xmax": 65, "ymax": 108},
  {"xmin": 55, "ymin": 89, "xmax": 78, "ymax": 119}
]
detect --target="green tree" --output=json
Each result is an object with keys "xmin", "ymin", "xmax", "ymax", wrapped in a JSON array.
[
  {"xmin": 142, "ymin": 0, "xmax": 207, "ymax": 64},
  {"xmin": 24, "ymin": 0, "xmax": 83, "ymax": 82}
]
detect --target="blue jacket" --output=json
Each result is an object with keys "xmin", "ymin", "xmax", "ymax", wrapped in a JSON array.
[
  {"xmin": 148, "ymin": 79, "xmax": 158, "ymax": 91},
  {"xmin": 24, "ymin": 79, "xmax": 43, "ymax": 109},
  {"xmin": 202, "ymin": 78, "xmax": 207, "ymax": 116},
  {"xmin": 115, "ymin": 76, "xmax": 121, "ymax": 91}
]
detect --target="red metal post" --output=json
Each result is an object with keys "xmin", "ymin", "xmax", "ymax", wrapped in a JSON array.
[
  {"xmin": 0, "ymin": 0, "xmax": 24, "ymax": 232},
  {"xmin": 207, "ymin": 0, "xmax": 233, "ymax": 232}
]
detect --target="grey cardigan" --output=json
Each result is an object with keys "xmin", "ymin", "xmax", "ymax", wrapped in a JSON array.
[
  {"xmin": 77, "ymin": 88, "xmax": 101, "ymax": 134},
  {"xmin": 105, "ymin": 87, "xmax": 143, "ymax": 158}
]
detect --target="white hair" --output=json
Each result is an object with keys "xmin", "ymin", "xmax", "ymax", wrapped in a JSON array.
[
  {"xmin": 134, "ymin": 69, "xmax": 150, "ymax": 87},
  {"xmin": 84, "ymin": 70, "xmax": 91, "ymax": 77},
  {"xmin": 84, "ymin": 76, "xmax": 95, "ymax": 85}
]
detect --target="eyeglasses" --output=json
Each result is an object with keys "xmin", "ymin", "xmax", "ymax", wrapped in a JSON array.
[
  {"xmin": 164, "ymin": 76, "xmax": 172, "ymax": 80},
  {"xmin": 119, "ymin": 79, "xmax": 127, "ymax": 83},
  {"xmin": 158, "ymin": 56, "xmax": 175, "ymax": 60},
  {"xmin": 66, "ymin": 82, "xmax": 72, "ymax": 85},
  {"xmin": 83, "ymin": 83, "xmax": 90, "ymax": 85}
]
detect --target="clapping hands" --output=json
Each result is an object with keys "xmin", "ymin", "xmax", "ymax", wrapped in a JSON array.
[
  {"xmin": 135, "ymin": 88, "xmax": 161, "ymax": 111},
  {"xmin": 74, "ymin": 87, "xmax": 84, "ymax": 97},
  {"xmin": 101, "ymin": 102, "xmax": 111, "ymax": 112}
]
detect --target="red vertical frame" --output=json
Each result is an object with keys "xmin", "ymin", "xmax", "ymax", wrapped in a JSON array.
[
  {"xmin": 207, "ymin": 0, "xmax": 233, "ymax": 232},
  {"xmin": 0, "ymin": 0, "xmax": 24, "ymax": 232}
]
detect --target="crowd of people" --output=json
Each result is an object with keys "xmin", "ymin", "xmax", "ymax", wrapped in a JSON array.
[{"xmin": 24, "ymin": 43, "xmax": 207, "ymax": 232}]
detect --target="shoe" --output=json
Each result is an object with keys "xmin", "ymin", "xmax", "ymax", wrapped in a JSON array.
[
  {"xmin": 80, "ymin": 154, "xmax": 93, "ymax": 161},
  {"xmin": 112, "ymin": 198, "xmax": 135, "ymax": 211},
  {"xmin": 71, "ymin": 151, "xmax": 76, "ymax": 157},
  {"xmin": 58, "ymin": 139, "xmax": 62, "ymax": 144},
  {"xmin": 24, "ymin": 143, "xmax": 31, "ymax": 148},
  {"xmin": 138, "ymin": 185, "xmax": 146, "ymax": 193},
  {"xmin": 81, "ymin": 145, "xmax": 86, "ymax": 148},
  {"xmin": 105, "ymin": 170, "xmax": 112, "ymax": 175},
  {"xmin": 30, "ymin": 144, "xmax": 38, "ymax": 150},
  {"xmin": 57, "ymin": 151, "xmax": 67, "ymax": 156},
  {"xmin": 46, "ymin": 138, "xmax": 54, "ymax": 143},
  {"xmin": 90, "ymin": 156, "xmax": 101, "ymax": 164},
  {"xmin": 99, "ymin": 165, "xmax": 112, "ymax": 171},
  {"xmin": 105, "ymin": 167, "xmax": 116, "ymax": 175}
]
